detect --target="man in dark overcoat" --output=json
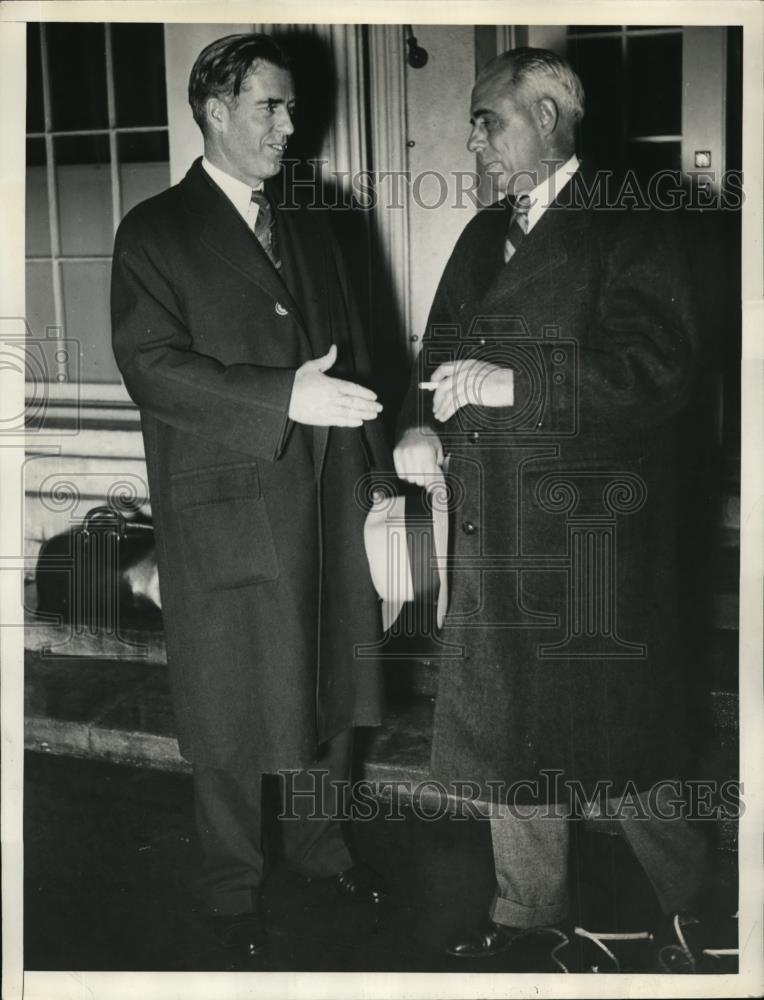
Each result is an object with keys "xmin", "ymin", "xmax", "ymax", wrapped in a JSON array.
[
  {"xmin": 394, "ymin": 47, "xmax": 710, "ymax": 962},
  {"xmin": 111, "ymin": 33, "xmax": 388, "ymax": 963}
]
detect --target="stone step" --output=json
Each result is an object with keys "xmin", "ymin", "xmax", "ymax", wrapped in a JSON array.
[{"xmin": 25, "ymin": 654, "xmax": 739, "ymax": 846}]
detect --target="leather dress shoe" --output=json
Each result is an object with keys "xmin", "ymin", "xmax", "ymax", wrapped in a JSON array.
[
  {"xmin": 210, "ymin": 910, "xmax": 267, "ymax": 968},
  {"xmin": 447, "ymin": 919, "xmax": 524, "ymax": 958},
  {"xmin": 333, "ymin": 863, "xmax": 388, "ymax": 903}
]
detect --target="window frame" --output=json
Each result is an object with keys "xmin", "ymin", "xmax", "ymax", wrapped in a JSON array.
[{"xmin": 25, "ymin": 21, "xmax": 169, "ymax": 407}]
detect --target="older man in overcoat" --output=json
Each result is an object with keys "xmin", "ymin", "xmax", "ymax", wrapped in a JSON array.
[
  {"xmin": 395, "ymin": 47, "xmax": 710, "ymax": 964},
  {"xmin": 112, "ymin": 33, "xmax": 387, "ymax": 964}
]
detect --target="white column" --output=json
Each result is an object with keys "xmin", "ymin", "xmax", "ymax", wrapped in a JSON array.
[
  {"xmin": 318, "ymin": 24, "xmax": 368, "ymax": 185},
  {"xmin": 369, "ymin": 25, "xmax": 411, "ymax": 349}
]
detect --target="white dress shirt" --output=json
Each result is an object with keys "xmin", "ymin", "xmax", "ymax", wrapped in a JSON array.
[
  {"xmin": 202, "ymin": 156, "xmax": 263, "ymax": 232},
  {"xmin": 523, "ymin": 153, "xmax": 580, "ymax": 233}
]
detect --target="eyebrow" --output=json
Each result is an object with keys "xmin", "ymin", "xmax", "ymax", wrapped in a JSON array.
[
  {"xmin": 469, "ymin": 107, "xmax": 496, "ymax": 123},
  {"xmin": 255, "ymin": 97, "xmax": 295, "ymax": 107}
]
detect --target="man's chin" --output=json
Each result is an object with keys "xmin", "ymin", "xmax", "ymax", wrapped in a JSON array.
[
  {"xmin": 484, "ymin": 169, "xmax": 509, "ymax": 198},
  {"xmin": 252, "ymin": 156, "xmax": 283, "ymax": 181}
]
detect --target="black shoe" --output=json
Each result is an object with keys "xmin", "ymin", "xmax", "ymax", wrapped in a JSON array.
[
  {"xmin": 333, "ymin": 863, "xmax": 388, "ymax": 903},
  {"xmin": 446, "ymin": 919, "xmax": 525, "ymax": 958},
  {"xmin": 210, "ymin": 910, "xmax": 267, "ymax": 969}
]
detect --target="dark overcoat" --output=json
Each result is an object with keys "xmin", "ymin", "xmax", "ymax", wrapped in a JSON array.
[
  {"xmin": 111, "ymin": 158, "xmax": 387, "ymax": 772},
  {"xmin": 401, "ymin": 173, "xmax": 701, "ymax": 804}
]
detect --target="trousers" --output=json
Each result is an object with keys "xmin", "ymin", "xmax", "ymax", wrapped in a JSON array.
[
  {"xmin": 193, "ymin": 728, "xmax": 354, "ymax": 915},
  {"xmin": 489, "ymin": 790, "xmax": 710, "ymax": 928}
]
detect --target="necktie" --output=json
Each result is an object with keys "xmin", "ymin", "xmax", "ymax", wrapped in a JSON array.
[
  {"xmin": 503, "ymin": 193, "xmax": 531, "ymax": 264},
  {"xmin": 250, "ymin": 190, "xmax": 280, "ymax": 269}
]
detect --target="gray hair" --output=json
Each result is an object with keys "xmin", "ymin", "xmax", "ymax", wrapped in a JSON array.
[{"xmin": 480, "ymin": 47, "xmax": 585, "ymax": 125}]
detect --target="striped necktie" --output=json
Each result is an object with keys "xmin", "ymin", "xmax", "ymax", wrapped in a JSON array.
[
  {"xmin": 503, "ymin": 193, "xmax": 531, "ymax": 264},
  {"xmin": 250, "ymin": 189, "xmax": 280, "ymax": 269}
]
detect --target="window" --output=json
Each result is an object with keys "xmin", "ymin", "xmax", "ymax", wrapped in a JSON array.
[
  {"xmin": 26, "ymin": 22, "xmax": 169, "ymax": 391},
  {"xmin": 566, "ymin": 25, "xmax": 683, "ymax": 182}
]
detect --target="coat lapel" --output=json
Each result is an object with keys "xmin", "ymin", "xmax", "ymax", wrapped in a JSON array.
[
  {"xmin": 273, "ymin": 196, "xmax": 332, "ymax": 357},
  {"xmin": 478, "ymin": 178, "xmax": 588, "ymax": 312},
  {"xmin": 270, "ymin": 193, "xmax": 334, "ymax": 476},
  {"xmin": 480, "ymin": 205, "xmax": 568, "ymax": 312},
  {"xmin": 180, "ymin": 159, "xmax": 310, "ymax": 344}
]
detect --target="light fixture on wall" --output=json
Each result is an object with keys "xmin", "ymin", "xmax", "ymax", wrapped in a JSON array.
[{"xmin": 406, "ymin": 27, "xmax": 428, "ymax": 68}]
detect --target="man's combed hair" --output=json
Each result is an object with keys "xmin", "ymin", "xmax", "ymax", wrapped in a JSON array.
[
  {"xmin": 188, "ymin": 33, "xmax": 291, "ymax": 133},
  {"xmin": 484, "ymin": 47, "xmax": 585, "ymax": 124}
]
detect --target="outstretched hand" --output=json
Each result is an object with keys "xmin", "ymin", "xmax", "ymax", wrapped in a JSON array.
[{"xmin": 288, "ymin": 344, "xmax": 383, "ymax": 427}]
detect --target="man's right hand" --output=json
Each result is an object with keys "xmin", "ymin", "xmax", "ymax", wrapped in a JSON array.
[
  {"xmin": 393, "ymin": 427, "xmax": 444, "ymax": 486},
  {"xmin": 288, "ymin": 344, "xmax": 383, "ymax": 427}
]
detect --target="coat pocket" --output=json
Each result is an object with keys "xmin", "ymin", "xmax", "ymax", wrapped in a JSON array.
[{"xmin": 170, "ymin": 464, "xmax": 279, "ymax": 590}]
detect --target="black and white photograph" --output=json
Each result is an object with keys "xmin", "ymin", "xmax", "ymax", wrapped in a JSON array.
[{"xmin": 1, "ymin": 2, "xmax": 762, "ymax": 997}]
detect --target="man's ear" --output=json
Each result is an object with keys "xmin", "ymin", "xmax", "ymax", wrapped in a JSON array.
[
  {"xmin": 205, "ymin": 96, "xmax": 228, "ymax": 134},
  {"xmin": 533, "ymin": 96, "xmax": 560, "ymax": 137}
]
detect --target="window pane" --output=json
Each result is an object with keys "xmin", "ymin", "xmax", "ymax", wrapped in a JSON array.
[
  {"xmin": 567, "ymin": 37, "xmax": 625, "ymax": 173},
  {"xmin": 47, "ymin": 23, "xmax": 108, "ymax": 131},
  {"xmin": 54, "ymin": 135, "xmax": 113, "ymax": 256},
  {"xmin": 61, "ymin": 261, "xmax": 121, "ymax": 383},
  {"xmin": 26, "ymin": 262, "xmax": 56, "ymax": 341},
  {"xmin": 112, "ymin": 24, "xmax": 168, "ymax": 127},
  {"xmin": 118, "ymin": 132, "xmax": 170, "ymax": 215},
  {"xmin": 26, "ymin": 139, "xmax": 51, "ymax": 257},
  {"xmin": 627, "ymin": 140, "xmax": 681, "ymax": 188},
  {"xmin": 626, "ymin": 33, "xmax": 682, "ymax": 137},
  {"xmin": 27, "ymin": 23, "xmax": 44, "ymax": 132}
]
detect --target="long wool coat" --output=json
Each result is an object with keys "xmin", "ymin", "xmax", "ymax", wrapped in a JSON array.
[
  {"xmin": 401, "ymin": 173, "xmax": 701, "ymax": 804},
  {"xmin": 111, "ymin": 158, "xmax": 387, "ymax": 773}
]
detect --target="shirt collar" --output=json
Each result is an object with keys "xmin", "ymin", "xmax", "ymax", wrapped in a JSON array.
[
  {"xmin": 522, "ymin": 153, "xmax": 579, "ymax": 233},
  {"xmin": 202, "ymin": 156, "xmax": 263, "ymax": 219}
]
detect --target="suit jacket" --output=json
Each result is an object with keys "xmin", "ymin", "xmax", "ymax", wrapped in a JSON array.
[
  {"xmin": 111, "ymin": 158, "xmax": 387, "ymax": 771},
  {"xmin": 399, "ymin": 172, "xmax": 701, "ymax": 802}
]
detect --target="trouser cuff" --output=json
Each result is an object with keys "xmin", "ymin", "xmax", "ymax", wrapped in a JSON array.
[{"xmin": 490, "ymin": 891, "xmax": 569, "ymax": 929}]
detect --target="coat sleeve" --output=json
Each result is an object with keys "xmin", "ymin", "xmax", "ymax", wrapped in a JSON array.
[{"xmin": 111, "ymin": 213, "xmax": 295, "ymax": 462}]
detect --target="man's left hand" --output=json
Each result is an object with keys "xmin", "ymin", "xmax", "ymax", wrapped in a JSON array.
[{"xmin": 429, "ymin": 360, "xmax": 514, "ymax": 423}]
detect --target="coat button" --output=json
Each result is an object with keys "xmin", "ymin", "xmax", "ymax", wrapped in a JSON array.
[
  {"xmin": 479, "ymin": 338, "xmax": 486, "ymax": 346},
  {"xmin": 275, "ymin": 302, "xmax": 288, "ymax": 316},
  {"xmin": 461, "ymin": 520, "xmax": 476, "ymax": 535},
  {"xmin": 468, "ymin": 431, "xmax": 480, "ymax": 444}
]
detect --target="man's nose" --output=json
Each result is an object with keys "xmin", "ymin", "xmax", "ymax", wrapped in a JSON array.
[
  {"xmin": 466, "ymin": 124, "xmax": 484, "ymax": 152},
  {"xmin": 279, "ymin": 108, "xmax": 295, "ymax": 135}
]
